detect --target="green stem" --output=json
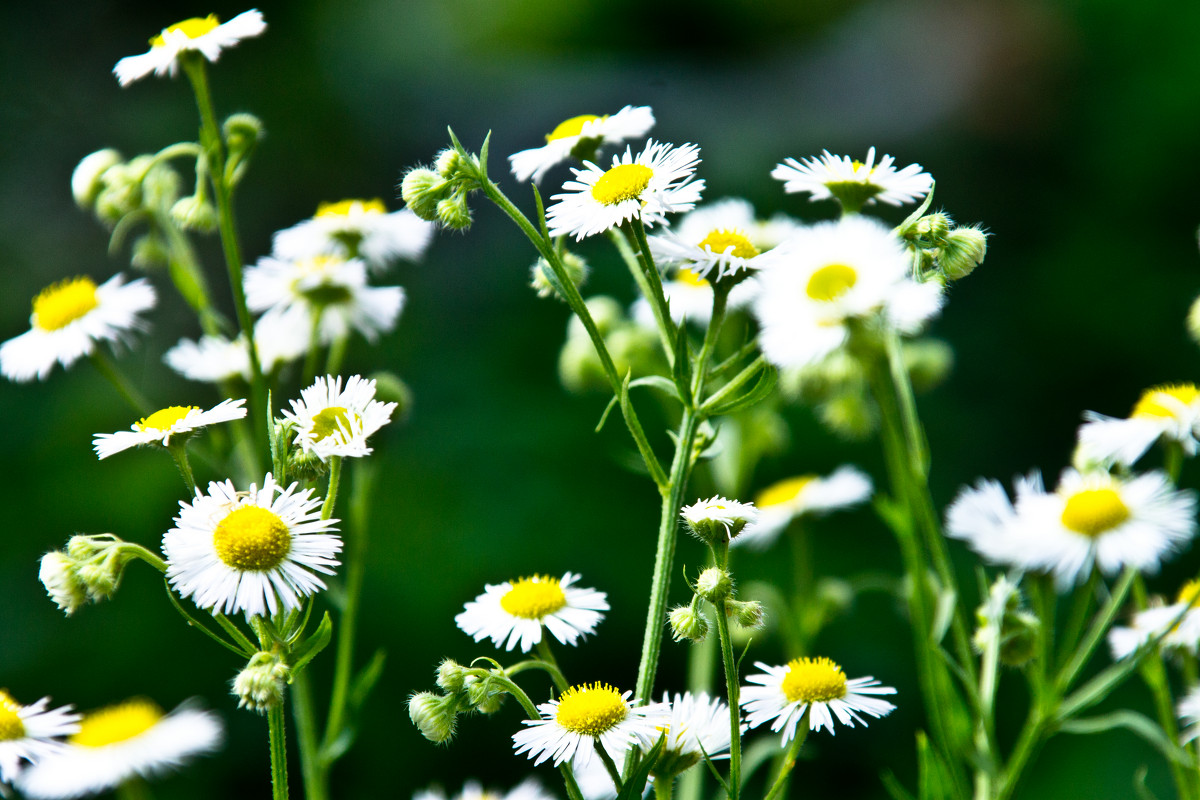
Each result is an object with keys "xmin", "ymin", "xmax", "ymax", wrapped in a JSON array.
[
  {"xmin": 322, "ymin": 457, "xmax": 343, "ymax": 521},
  {"xmin": 596, "ymin": 740, "xmax": 625, "ymax": 794},
  {"xmin": 167, "ymin": 443, "xmax": 198, "ymax": 496},
  {"xmin": 763, "ymin": 714, "xmax": 809, "ymax": 800},
  {"xmin": 268, "ymin": 703, "xmax": 290, "ymax": 800},
  {"xmin": 994, "ymin": 709, "xmax": 1046, "ymax": 800},
  {"xmin": 690, "ymin": 284, "xmax": 729, "ymax": 404},
  {"xmin": 621, "ymin": 220, "xmax": 678, "ymax": 365},
  {"xmin": 290, "ymin": 670, "xmax": 327, "ymax": 800},
  {"xmin": 654, "ymin": 772, "xmax": 675, "ymax": 800},
  {"xmin": 489, "ymin": 673, "xmax": 586, "ymax": 800},
  {"xmin": 609, "ymin": 228, "xmax": 674, "ymax": 362},
  {"xmin": 118, "ymin": 542, "xmax": 168, "ymax": 574},
  {"xmin": 115, "ymin": 778, "xmax": 152, "ymax": 800},
  {"xmin": 712, "ymin": 591, "xmax": 742, "ymax": 800},
  {"xmin": 1056, "ymin": 567, "xmax": 1137, "ymax": 693},
  {"xmin": 325, "ymin": 335, "xmax": 349, "ymax": 377},
  {"xmin": 90, "ymin": 351, "xmax": 152, "ymax": 415},
  {"xmin": 150, "ymin": 206, "xmax": 226, "ymax": 337},
  {"xmin": 536, "ymin": 638, "xmax": 570, "ymax": 693}
]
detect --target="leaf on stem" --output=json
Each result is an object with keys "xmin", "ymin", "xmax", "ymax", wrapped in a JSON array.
[
  {"xmin": 1060, "ymin": 711, "xmax": 1196, "ymax": 767},
  {"xmin": 702, "ymin": 363, "xmax": 776, "ymax": 417},
  {"xmin": 289, "ymin": 611, "xmax": 334, "ymax": 674},
  {"xmin": 615, "ymin": 735, "xmax": 665, "ymax": 800},
  {"xmin": 163, "ymin": 580, "xmax": 254, "ymax": 657}
]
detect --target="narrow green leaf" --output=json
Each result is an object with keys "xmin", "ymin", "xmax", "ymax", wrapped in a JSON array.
[
  {"xmin": 595, "ymin": 395, "xmax": 619, "ymax": 433},
  {"xmin": 349, "ymin": 648, "xmax": 388, "ymax": 710},
  {"xmin": 163, "ymin": 580, "xmax": 251, "ymax": 657},
  {"xmin": 895, "ymin": 181, "xmax": 936, "ymax": 238},
  {"xmin": 289, "ymin": 611, "xmax": 333, "ymax": 674},
  {"xmin": 478, "ymin": 130, "xmax": 492, "ymax": 176},
  {"xmin": 672, "ymin": 327, "xmax": 691, "ymax": 392},
  {"xmin": 1134, "ymin": 766, "xmax": 1162, "ymax": 800},
  {"xmin": 703, "ymin": 363, "xmax": 776, "ymax": 417},
  {"xmin": 629, "ymin": 375, "xmax": 681, "ymax": 400},
  {"xmin": 1060, "ymin": 711, "xmax": 1195, "ymax": 766},
  {"xmin": 880, "ymin": 772, "xmax": 918, "ymax": 800},
  {"xmin": 615, "ymin": 735, "xmax": 665, "ymax": 800}
]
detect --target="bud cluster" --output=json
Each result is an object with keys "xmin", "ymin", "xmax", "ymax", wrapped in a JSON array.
[
  {"xmin": 233, "ymin": 651, "xmax": 290, "ymax": 713},
  {"xmin": 39, "ymin": 535, "xmax": 136, "ymax": 615},
  {"xmin": 899, "ymin": 211, "xmax": 988, "ymax": 282},
  {"xmin": 400, "ymin": 146, "xmax": 483, "ymax": 231},
  {"xmin": 409, "ymin": 660, "xmax": 514, "ymax": 744}
]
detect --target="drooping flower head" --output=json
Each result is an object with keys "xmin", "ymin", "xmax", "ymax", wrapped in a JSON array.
[
  {"xmin": 113, "ymin": 10, "xmax": 266, "ymax": 86},
  {"xmin": 0, "ymin": 692, "xmax": 79, "ymax": 785},
  {"xmin": 455, "ymin": 572, "xmax": 608, "ymax": 652},
  {"xmin": 509, "ymin": 106, "xmax": 656, "ymax": 184},
  {"xmin": 282, "ymin": 375, "xmax": 397, "ymax": 461},
  {"xmin": 733, "ymin": 466, "xmax": 873, "ymax": 550},
  {"xmin": 772, "ymin": 147, "xmax": 932, "ymax": 210},
  {"xmin": 272, "ymin": 199, "xmax": 434, "ymax": 272},
  {"xmin": 93, "ymin": 398, "xmax": 247, "ymax": 459},
  {"xmin": 1077, "ymin": 384, "xmax": 1200, "ymax": 468}
]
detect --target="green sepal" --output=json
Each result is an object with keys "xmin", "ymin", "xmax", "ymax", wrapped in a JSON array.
[{"xmin": 702, "ymin": 363, "xmax": 777, "ymax": 417}]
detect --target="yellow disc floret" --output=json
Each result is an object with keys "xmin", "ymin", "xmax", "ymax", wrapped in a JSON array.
[
  {"xmin": 697, "ymin": 229, "xmax": 760, "ymax": 260},
  {"xmin": 72, "ymin": 699, "xmax": 162, "ymax": 748},
  {"xmin": 1132, "ymin": 384, "xmax": 1200, "ymax": 419},
  {"xmin": 781, "ymin": 656, "xmax": 847, "ymax": 704},
  {"xmin": 137, "ymin": 406, "xmax": 199, "ymax": 433},
  {"xmin": 501, "ymin": 575, "xmax": 567, "ymax": 619},
  {"xmin": 554, "ymin": 683, "xmax": 628, "ymax": 735},
  {"xmin": 316, "ymin": 199, "xmax": 386, "ymax": 218},
  {"xmin": 32, "ymin": 277, "xmax": 99, "ymax": 332},
  {"xmin": 755, "ymin": 476, "xmax": 816, "ymax": 509},
  {"xmin": 1061, "ymin": 488, "xmax": 1131, "ymax": 537},
  {"xmin": 213, "ymin": 506, "xmax": 292, "ymax": 571},
  {"xmin": 806, "ymin": 263, "xmax": 858, "ymax": 302},
  {"xmin": 0, "ymin": 691, "xmax": 26, "ymax": 742},
  {"xmin": 592, "ymin": 164, "xmax": 653, "ymax": 206},
  {"xmin": 1177, "ymin": 580, "xmax": 1200, "ymax": 607},
  {"xmin": 547, "ymin": 115, "xmax": 601, "ymax": 142},
  {"xmin": 152, "ymin": 15, "xmax": 220, "ymax": 46},
  {"xmin": 311, "ymin": 406, "xmax": 352, "ymax": 442}
]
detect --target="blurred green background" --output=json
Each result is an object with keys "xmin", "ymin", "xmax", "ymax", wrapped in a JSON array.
[{"xmin": 3, "ymin": 0, "xmax": 1200, "ymax": 797}]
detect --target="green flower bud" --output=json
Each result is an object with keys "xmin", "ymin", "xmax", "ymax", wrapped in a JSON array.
[
  {"xmin": 141, "ymin": 162, "xmax": 181, "ymax": 210},
  {"xmin": 435, "ymin": 188, "xmax": 473, "ymax": 230},
  {"xmin": 38, "ymin": 552, "xmax": 87, "ymax": 615},
  {"xmin": 817, "ymin": 391, "xmax": 876, "ymax": 440},
  {"xmin": 435, "ymin": 659, "xmax": 466, "ymax": 694},
  {"xmin": 695, "ymin": 567, "xmax": 733, "ymax": 603},
  {"xmin": 902, "ymin": 338, "xmax": 954, "ymax": 394},
  {"xmin": 465, "ymin": 674, "xmax": 507, "ymax": 715},
  {"xmin": 170, "ymin": 195, "xmax": 218, "ymax": 233},
  {"xmin": 409, "ymin": 692, "xmax": 458, "ymax": 744},
  {"xmin": 530, "ymin": 252, "xmax": 589, "ymax": 301},
  {"xmin": 400, "ymin": 168, "xmax": 449, "ymax": 222},
  {"xmin": 668, "ymin": 605, "xmax": 709, "ymax": 643},
  {"xmin": 939, "ymin": 226, "xmax": 988, "ymax": 280},
  {"xmin": 435, "ymin": 148, "xmax": 462, "ymax": 179},
  {"xmin": 914, "ymin": 212, "xmax": 953, "ymax": 244},
  {"xmin": 224, "ymin": 112, "xmax": 265, "ymax": 154},
  {"xmin": 76, "ymin": 559, "xmax": 121, "ymax": 602},
  {"xmin": 233, "ymin": 651, "xmax": 289, "ymax": 714},
  {"xmin": 130, "ymin": 234, "xmax": 170, "ymax": 270},
  {"xmin": 1187, "ymin": 294, "xmax": 1200, "ymax": 348},
  {"xmin": 724, "ymin": 598, "xmax": 765, "ymax": 630},
  {"xmin": 72, "ymin": 149, "xmax": 123, "ymax": 210},
  {"xmin": 367, "ymin": 371, "xmax": 413, "ymax": 422}
]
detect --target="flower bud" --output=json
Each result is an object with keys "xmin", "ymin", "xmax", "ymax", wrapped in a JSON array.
[
  {"xmin": 435, "ymin": 148, "xmax": 462, "ymax": 179},
  {"xmin": 76, "ymin": 559, "xmax": 121, "ymax": 602},
  {"xmin": 939, "ymin": 226, "xmax": 988, "ymax": 280},
  {"xmin": 233, "ymin": 651, "xmax": 289, "ymax": 713},
  {"xmin": 39, "ymin": 552, "xmax": 87, "ymax": 615},
  {"xmin": 530, "ymin": 252, "xmax": 589, "ymax": 301},
  {"xmin": 94, "ymin": 162, "xmax": 145, "ymax": 224},
  {"xmin": 903, "ymin": 338, "xmax": 954, "ymax": 394},
  {"xmin": 914, "ymin": 212, "xmax": 952, "ymax": 244},
  {"xmin": 1187, "ymin": 294, "xmax": 1200, "ymax": 348},
  {"xmin": 817, "ymin": 392, "xmax": 876, "ymax": 440},
  {"xmin": 668, "ymin": 605, "xmax": 709, "ymax": 643},
  {"xmin": 436, "ymin": 189, "xmax": 473, "ymax": 231},
  {"xmin": 170, "ymin": 196, "xmax": 218, "ymax": 233},
  {"xmin": 141, "ymin": 162, "xmax": 182, "ymax": 210},
  {"xmin": 72, "ymin": 149, "xmax": 123, "ymax": 210},
  {"xmin": 435, "ymin": 659, "xmax": 466, "ymax": 694},
  {"xmin": 724, "ymin": 598, "xmax": 765, "ymax": 630},
  {"xmin": 695, "ymin": 567, "xmax": 733, "ymax": 603},
  {"xmin": 409, "ymin": 692, "xmax": 458, "ymax": 744},
  {"xmin": 400, "ymin": 168, "xmax": 448, "ymax": 222},
  {"xmin": 224, "ymin": 113, "xmax": 265, "ymax": 154},
  {"xmin": 131, "ymin": 234, "xmax": 170, "ymax": 270},
  {"xmin": 465, "ymin": 674, "xmax": 507, "ymax": 715}
]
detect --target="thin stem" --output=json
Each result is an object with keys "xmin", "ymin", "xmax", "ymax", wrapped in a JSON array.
[
  {"xmin": 290, "ymin": 670, "xmax": 327, "ymax": 800},
  {"xmin": 1056, "ymin": 566, "xmax": 1137, "ymax": 693},
  {"xmin": 149, "ymin": 206, "xmax": 226, "ymax": 337},
  {"xmin": 609, "ymin": 228, "xmax": 673, "ymax": 361},
  {"xmin": 268, "ymin": 703, "xmax": 290, "ymax": 800},
  {"xmin": 994, "ymin": 709, "xmax": 1046, "ymax": 800},
  {"xmin": 536, "ymin": 638, "xmax": 570, "ymax": 693},
  {"xmin": 763, "ymin": 715, "xmax": 809, "ymax": 800},
  {"xmin": 712, "ymin": 592, "xmax": 742, "ymax": 800},
  {"xmin": 118, "ymin": 542, "xmax": 169, "ymax": 574},
  {"xmin": 303, "ymin": 307, "xmax": 324, "ymax": 385},
  {"xmin": 325, "ymin": 335, "xmax": 349, "ymax": 378},
  {"xmin": 90, "ymin": 351, "xmax": 151, "ymax": 415},
  {"xmin": 690, "ymin": 284, "xmax": 729, "ymax": 404},
  {"xmin": 167, "ymin": 443, "xmax": 198, "ymax": 496},
  {"xmin": 488, "ymin": 673, "xmax": 586, "ymax": 800},
  {"xmin": 596, "ymin": 740, "xmax": 625, "ymax": 794},
  {"xmin": 628, "ymin": 216, "xmax": 678, "ymax": 346},
  {"xmin": 322, "ymin": 457, "xmax": 343, "ymax": 521}
]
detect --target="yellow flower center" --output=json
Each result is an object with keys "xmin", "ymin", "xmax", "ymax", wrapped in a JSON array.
[
  {"xmin": 554, "ymin": 683, "xmax": 628, "ymax": 735},
  {"xmin": 311, "ymin": 406, "xmax": 352, "ymax": 441},
  {"xmin": 500, "ymin": 575, "xmax": 567, "ymax": 619},
  {"xmin": 675, "ymin": 268, "xmax": 709, "ymax": 288},
  {"xmin": 136, "ymin": 405, "xmax": 198, "ymax": 433},
  {"xmin": 806, "ymin": 263, "xmax": 858, "ymax": 302},
  {"xmin": 151, "ymin": 15, "xmax": 220, "ymax": 47},
  {"xmin": 780, "ymin": 656, "xmax": 847, "ymax": 704},
  {"xmin": 755, "ymin": 475, "xmax": 816, "ymax": 509},
  {"xmin": 1177, "ymin": 580, "xmax": 1200, "ymax": 607},
  {"xmin": 547, "ymin": 115, "xmax": 601, "ymax": 142},
  {"xmin": 316, "ymin": 199, "xmax": 386, "ymax": 218},
  {"xmin": 1060, "ymin": 488, "xmax": 1130, "ymax": 537},
  {"xmin": 32, "ymin": 277, "xmax": 99, "ymax": 332},
  {"xmin": 0, "ymin": 691, "xmax": 26, "ymax": 742},
  {"xmin": 591, "ymin": 164, "xmax": 653, "ymax": 206},
  {"xmin": 213, "ymin": 506, "xmax": 292, "ymax": 571},
  {"xmin": 1132, "ymin": 384, "xmax": 1200, "ymax": 419},
  {"xmin": 296, "ymin": 257, "xmax": 354, "ymax": 306},
  {"xmin": 71, "ymin": 699, "xmax": 163, "ymax": 748},
  {"xmin": 697, "ymin": 229, "xmax": 760, "ymax": 260}
]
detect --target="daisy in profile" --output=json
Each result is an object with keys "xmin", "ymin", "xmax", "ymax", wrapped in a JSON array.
[
  {"xmin": 649, "ymin": 198, "xmax": 792, "ymax": 282},
  {"xmin": 680, "ymin": 496, "xmax": 759, "ymax": 544},
  {"xmin": 92, "ymin": 398, "xmax": 246, "ymax": 460},
  {"xmin": 512, "ymin": 682, "xmax": 669, "ymax": 768},
  {"xmin": 733, "ymin": 466, "xmax": 873, "ymax": 551},
  {"xmin": 113, "ymin": 10, "xmax": 266, "ymax": 86},
  {"xmin": 751, "ymin": 216, "xmax": 943, "ymax": 370},
  {"xmin": 1077, "ymin": 384, "xmax": 1200, "ymax": 467},
  {"xmin": 163, "ymin": 310, "xmax": 310, "ymax": 384},
  {"xmin": 945, "ymin": 469, "xmax": 1196, "ymax": 588},
  {"xmin": 164, "ymin": 473, "xmax": 341, "ymax": 618},
  {"xmin": 0, "ymin": 692, "xmax": 79, "ymax": 784},
  {"xmin": 651, "ymin": 691, "xmax": 736, "ymax": 778},
  {"xmin": 413, "ymin": 778, "xmax": 555, "ymax": 800},
  {"xmin": 281, "ymin": 375, "xmax": 397, "ymax": 461},
  {"xmin": 272, "ymin": 199, "xmax": 434, "ymax": 272},
  {"xmin": 455, "ymin": 572, "xmax": 608, "ymax": 652},
  {"xmin": 1, "ymin": 274, "xmax": 155, "ymax": 383},
  {"xmin": 244, "ymin": 254, "xmax": 404, "ymax": 344},
  {"xmin": 17, "ymin": 699, "xmax": 221, "ymax": 799},
  {"xmin": 546, "ymin": 140, "xmax": 704, "ymax": 241},
  {"xmin": 509, "ymin": 106, "xmax": 655, "ymax": 184},
  {"xmin": 1179, "ymin": 688, "xmax": 1200, "ymax": 743},
  {"xmin": 741, "ymin": 656, "xmax": 896, "ymax": 742},
  {"xmin": 771, "ymin": 147, "xmax": 932, "ymax": 210},
  {"xmin": 1108, "ymin": 580, "xmax": 1200, "ymax": 659}
]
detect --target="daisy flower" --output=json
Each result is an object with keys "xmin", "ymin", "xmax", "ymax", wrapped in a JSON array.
[
  {"xmin": 771, "ymin": 147, "xmax": 933, "ymax": 209},
  {"xmin": 413, "ymin": 778, "xmax": 555, "ymax": 800},
  {"xmin": 281, "ymin": 375, "xmax": 397, "ymax": 461},
  {"xmin": 509, "ymin": 106, "xmax": 655, "ymax": 184},
  {"xmin": 92, "ymin": 398, "xmax": 247, "ymax": 459},
  {"xmin": 546, "ymin": 140, "xmax": 704, "ymax": 241},
  {"xmin": 113, "ymin": 10, "xmax": 266, "ymax": 86},
  {"xmin": 652, "ymin": 691, "xmax": 736, "ymax": 777},
  {"xmin": 648, "ymin": 207, "xmax": 786, "ymax": 282},
  {"xmin": 271, "ymin": 199, "xmax": 434, "ymax": 272},
  {"xmin": 680, "ymin": 496, "xmax": 759, "ymax": 543},
  {"xmin": 741, "ymin": 656, "xmax": 896, "ymax": 742},
  {"xmin": 733, "ymin": 466, "xmax": 873, "ymax": 551},
  {"xmin": 945, "ymin": 469, "xmax": 1197, "ymax": 588},
  {"xmin": 17, "ymin": 699, "xmax": 221, "ymax": 799},
  {"xmin": 244, "ymin": 255, "xmax": 404, "ymax": 344},
  {"xmin": 631, "ymin": 267, "xmax": 759, "ymax": 328},
  {"xmin": 163, "ymin": 473, "xmax": 341, "ymax": 618},
  {"xmin": 1108, "ymin": 580, "xmax": 1200, "ymax": 659},
  {"xmin": 751, "ymin": 216, "xmax": 943, "ymax": 370},
  {"xmin": 163, "ymin": 310, "xmax": 311, "ymax": 384},
  {"xmin": 512, "ymin": 682, "xmax": 669, "ymax": 768},
  {"xmin": 1, "ymin": 274, "xmax": 156, "ymax": 383},
  {"xmin": 1077, "ymin": 384, "xmax": 1200, "ymax": 467},
  {"xmin": 455, "ymin": 572, "xmax": 608, "ymax": 652},
  {"xmin": 1179, "ymin": 688, "xmax": 1200, "ymax": 743},
  {"xmin": 0, "ymin": 692, "xmax": 79, "ymax": 785}
]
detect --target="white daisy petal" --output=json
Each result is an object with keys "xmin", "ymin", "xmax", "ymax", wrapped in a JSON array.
[
  {"xmin": 93, "ymin": 398, "xmax": 247, "ymax": 459},
  {"xmin": 734, "ymin": 466, "xmax": 872, "ymax": 550},
  {"xmin": 0, "ymin": 693, "xmax": 79, "ymax": 785},
  {"xmin": 281, "ymin": 374, "xmax": 397, "ymax": 461},
  {"xmin": 509, "ymin": 106, "xmax": 656, "ymax": 184},
  {"xmin": 771, "ymin": 147, "xmax": 932, "ymax": 208},
  {"xmin": 272, "ymin": 199, "xmax": 434, "ymax": 273},
  {"xmin": 455, "ymin": 572, "xmax": 608, "ymax": 653},
  {"xmin": 113, "ymin": 11, "xmax": 266, "ymax": 86}
]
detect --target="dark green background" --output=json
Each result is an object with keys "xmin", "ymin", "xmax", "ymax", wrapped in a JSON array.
[{"xmin": 3, "ymin": 1, "xmax": 1200, "ymax": 797}]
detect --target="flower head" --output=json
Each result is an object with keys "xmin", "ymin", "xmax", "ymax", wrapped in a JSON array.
[
  {"xmin": 113, "ymin": 10, "xmax": 266, "ymax": 86},
  {"xmin": 271, "ymin": 199, "xmax": 434, "ymax": 272},
  {"xmin": 509, "ymin": 106, "xmax": 656, "ymax": 184},
  {"xmin": 93, "ymin": 398, "xmax": 247, "ymax": 460},
  {"xmin": 771, "ymin": 147, "xmax": 932, "ymax": 210},
  {"xmin": 741, "ymin": 657, "xmax": 896, "ymax": 742},
  {"xmin": 1109, "ymin": 580, "xmax": 1200, "ymax": 659},
  {"xmin": 455, "ymin": 572, "xmax": 608, "ymax": 652},
  {"xmin": 1077, "ymin": 384, "xmax": 1200, "ymax": 468},
  {"xmin": 546, "ymin": 141, "xmax": 704, "ymax": 241},
  {"xmin": 652, "ymin": 692, "xmax": 737, "ymax": 777},
  {"xmin": 164, "ymin": 474, "xmax": 341, "ymax": 618},
  {"xmin": 0, "ymin": 692, "xmax": 79, "ymax": 785},
  {"xmin": 733, "ymin": 466, "xmax": 873, "ymax": 550},
  {"xmin": 281, "ymin": 375, "xmax": 397, "ymax": 461},
  {"xmin": 680, "ymin": 496, "xmax": 758, "ymax": 544},
  {"xmin": 1, "ymin": 274, "xmax": 155, "ymax": 382},
  {"xmin": 648, "ymin": 197, "xmax": 794, "ymax": 281},
  {"xmin": 163, "ymin": 310, "xmax": 310, "ymax": 384},
  {"xmin": 17, "ymin": 700, "xmax": 221, "ymax": 799}
]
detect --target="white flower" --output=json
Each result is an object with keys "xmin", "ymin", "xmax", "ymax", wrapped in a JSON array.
[
  {"xmin": 113, "ymin": 10, "xmax": 266, "ymax": 86},
  {"xmin": 655, "ymin": 691, "xmax": 736, "ymax": 773},
  {"xmin": 244, "ymin": 255, "xmax": 404, "ymax": 344},
  {"xmin": 414, "ymin": 778, "xmax": 555, "ymax": 800},
  {"xmin": 1179, "ymin": 687, "xmax": 1200, "ymax": 743},
  {"xmin": 741, "ymin": 657, "xmax": 896, "ymax": 742},
  {"xmin": 0, "ymin": 692, "xmax": 79, "ymax": 784},
  {"xmin": 164, "ymin": 473, "xmax": 341, "ymax": 618},
  {"xmin": 1077, "ymin": 384, "xmax": 1200, "ymax": 467},
  {"xmin": 163, "ymin": 310, "xmax": 311, "ymax": 384},
  {"xmin": 455, "ymin": 572, "xmax": 608, "ymax": 652},
  {"xmin": 546, "ymin": 141, "xmax": 704, "ymax": 241},
  {"xmin": 1108, "ymin": 581, "xmax": 1200, "ymax": 659},
  {"xmin": 648, "ymin": 206, "xmax": 786, "ymax": 282},
  {"xmin": 752, "ymin": 216, "xmax": 943, "ymax": 369},
  {"xmin": 509, "ymin": 106, "xmax": 656, "ymax": 184},
  {"xmin": 733, "ymin": 466, "xmax": 873, "ymax": 551},
  {"xmin": 93, "ymin": 398, "xmax": 247, "ymax": 459},
  {"xmin": 680, "ymin": 496, "xmax": 758, "ymax": 543},
  {"xmin": 512, "ymin": 682, "xmax": 669, "ymax": 768},
  {"xmin": 771, "ymin": 147, "xmax": 932, "ymax": 208},
  {"xmin": 39, "ymin": 553, "xmax": 87, "ymax": 616},
  {"xmin": 271, "ymin": 199, "xmax": 434, "ymax": 272},
  {"xmin": 1, "ymin": 274, "xmax": 155, "ymax": 382},
  {"xmin": 281, "ymin": 375, "xmax": 397, "ymax": 461},
  {"xmin": 631, "ymin": 268, "xmax": 759, "ymax": 328},
  {"xmin": 17, "ymin": 700, "xmax": 220, "ymax": 799},
  {"xmin": 945, "ymin": 469, "xmax": 1197, "ymax": 588}
]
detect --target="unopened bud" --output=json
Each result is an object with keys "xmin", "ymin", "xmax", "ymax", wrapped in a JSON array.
[
  {"xmin": 531, "ymin": 252, "xmax": 588, "ymax": 301},
  {"xmin": 72, "ymin": 149, "xmax": 123, "ymax": 210},
  {"xmin": 170, "ymin": 196, "xmax": 218, "ymax": 233},
  {"xmin": 435, "ymin": 148, "xmax": 463, "ymax": 179},
  {"xmin": 400, "ymin": 168, "xmax": 448, "ymax": 222},
  {"xmin": 724, "ymin": 599, "xmax": 765, "ymax": 630},
  {"xmin": 914, "ymin": 213, "xmax": 952, "ymax": 244},
  {"xmin": 695, "ymin": 567, "xmax": 733, "ymax": 603},
  {"xmin": 233, "ymin": 651, "xmax": 289, "ymax": 713},
  {"xmin": 435, "ymin": 190, "xmax": 473, "ymax": 231},
  {"xmin": 409, "ymin": 692, "xmax": 458, "ymax": 744},
  {"xmin": 76, "ymin": 560, "xmax": 120, "ymax": 602},
  {"xmin": 435, "ymin": 659, "xmax": 466, "ymax": 694},
  {"xmin": 224, "ymin": 113, "xmax": 265, "ymax": 153},
  {"xmin": 465, "ymin": 674, "xmax": 507, "ymax": 715},
  {"xmin": 668, "ymin": 605, "xmax": 709, "ymax": 643},
  {"xmin": 939, "ymin": 226, "xmax": 988, "ymax": 280},
  {"xmin": 39, "ymin": 552, "xmax": 87, "ymax": 615}
]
